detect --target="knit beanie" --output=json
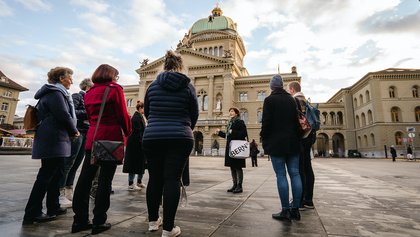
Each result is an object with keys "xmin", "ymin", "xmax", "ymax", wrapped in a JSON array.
[{"xmin": 270, "ymin": 74, "xmax": 283, "ymax": 90}]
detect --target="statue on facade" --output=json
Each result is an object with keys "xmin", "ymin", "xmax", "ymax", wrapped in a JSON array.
[
  {"xmin": 216, "ymin": 98, "xmax": 222, "ymax": 110},
  {"xmin": 140, "ymin": 58, "xmax": 149, "ymax": 67},
  {"xmin": 223, "ymin": 49, "xmax": 232, "ymax": 58}
]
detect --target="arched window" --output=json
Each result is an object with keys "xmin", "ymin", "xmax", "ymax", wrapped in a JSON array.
[
  {"xmin": 395, "ymin": 131, "xmax": 403, "ymax": 145},
  {"xmin": 412, "ymin": 85, "xmax": 419, "ymax": 98},
  {"xmin": 354, "ymin": 98, "xmax": 358, "ymax": 108},
  {"xmin": 361, "ymin": 113, "xmax": 366, "ymax": 127},
  {"xmin": 370, "ymin": 133, "xmax": 375, "ymax": 146},
  {"xmin": 337, "ymin": 111, "xmax": 343, "ymax": 125},
  {"xmin": 330, "ymin": 112, "xmax": 336, "ymax": 125},
  {"xmin": 364, "ymin": 135, "xmax": 368, "ymax": 147},
  {"xmin": 322, "ymin": 112, "xmax": 328, "ymax": 125},
  {"xmin": 214, "ymin": 46, "xmax": 218, "ymax": 56},
  {"xmin": 257, "ymin": 110, "xmax": 263, "ymax": 124},
  {"xmin": 367, "ymin": 110, "xmax": 373, "ymax": 124},
  {"xmin": 239, "ymin": 92, "xmax": 248, "ymax": 102},
  {"xmin": 391, "ymin": 107, "xmax": 401, "ymax": 122},
  {"xmin": 359, "ymin": 94, "xmax": 363, "ymax": 105},
  {"xmin": 365, "ymin": 90, "xmax": 370, "ymax": 102},
  {"xmin": 1, "ymin": 103, "xmax": 9, "ymax": 111},
  {"xmin": 203, "ymin": 95, "xmax": 208, "ymax": 111},
  {"xmin": 204, "ymin": 48, "xmax": 208, "ymax": 54},
  {"xmin": 389, "ymin": 86, "xmax": 396, "ymax": 98},
  {"xmin": 209, "ymin": 47, "xmax": 213, "ymax": 55},
  {"xmin": 240, "ymin": 110, "xmax": 248, "ymax": 124},
  {"xmin": 126, "ymin": 99, "xmax": 133, "ymax": 107},
  {"xmin": 415, "ymin": 106, "xmax": 420, "ymax": 122},
  {"xmin": 219, "ymin": 46, "xmax": 223, "ymax": 57},
  {"xmin": 357, "ymin": 136, "xmax": 362, "ymax": 147},
  {"xmin": 355, "ymin": 115, "xmax": 360, "ymax": 128}
]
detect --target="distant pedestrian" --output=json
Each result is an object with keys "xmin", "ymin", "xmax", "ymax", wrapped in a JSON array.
[
  {"xmin": 260, "ymin": 74, "xmax": 302, "ymax": 222},
  {"xmin": 407, "ymin": 145, "xmax": 413, "ymax": 160},
  {"xmin": 123, "ymin": 100, "xmax": 147, "ymax": 191},
  {"xmin": 250, "ymin": 139, "xmax": 260, "ymax": 167},
  {"xmin": 216, "ymin": 107, "xmax": 248, "ymax": 193},
  {"xmin": 23, "ymin": 67, "xmax": 79, "ymax": 225},
  {"xmin": 142, "ymin": 50, "xmax": 199, "ymax": 237},
  {"xmin": 390, "ymin": 145, "xmax": 397, "ymax": 162}
]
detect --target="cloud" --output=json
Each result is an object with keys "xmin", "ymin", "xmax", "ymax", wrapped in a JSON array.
[
  {"xmin": 0, "ymin": 0, "xmax": 13, "ymax": 16},
  {"xmin": 360, "ymin": 9, "xmax": 420, "ymax": 34},
  {"xmin": 69, "ymin": 0, "xmax": 109, "ymax": 13},
  {"xmin": 15, "ymin": 0, "xmax": 52, "ymax": 11}
]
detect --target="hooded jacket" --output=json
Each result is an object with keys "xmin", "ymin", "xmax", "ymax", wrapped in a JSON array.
[
  {"xmin": 32, "ymin": 84, "xmax": 78, "ymax": 159},
  {"xmin": 143, "ymin": 71, "xmax": 199, "ymax": 141}
]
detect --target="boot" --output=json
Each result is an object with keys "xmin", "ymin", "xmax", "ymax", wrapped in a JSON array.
[
  {"xmin": 65, "ymin": 186, "xmax": 73, "ymax": 201},
  {"xmin": 59, "ymin": 188, "xmax": 72, "ymax": 208},
  {"xmin": 290, "ymin": 208, "xmax": 301, "ymax": 221},
  {"xmin": 227, "ymin": 183, "xmax": 237, "ymax": 192},
  {"xmin": 232, "ymin": 183, "xmax": 243, "ymax": 193}
]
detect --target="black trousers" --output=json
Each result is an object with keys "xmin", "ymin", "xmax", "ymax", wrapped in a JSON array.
[
  {"xmin": 72, "ymin": 151, "xmax": 116, "ymax": 225},
  {"xmin": 299, "ymin": 132, "xmax": 316, "ymax": 204},
  {"xmin": 143, "ymin": 139, "xmax": 193, "ymax": 231},
  {"xmin": 24, "ymin": 157, "xmax": 65, "ymax": 220},
  {"xmin": 251, "ymin": 155, "xmax": 258, "ymax": 167}
]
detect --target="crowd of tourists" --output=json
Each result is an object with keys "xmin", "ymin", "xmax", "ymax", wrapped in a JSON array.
[{"xmin": 21, "ymin": 50, "xmax": 316, "ymax": 236}]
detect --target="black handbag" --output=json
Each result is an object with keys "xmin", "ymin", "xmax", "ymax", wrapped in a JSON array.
[{"xmin": 91, "ymin": 86, "xmax": 124, "ymax": 165}]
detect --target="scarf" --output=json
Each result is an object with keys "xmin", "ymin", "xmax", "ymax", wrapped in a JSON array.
[
  {"xmin": 226, "ymin": 116, "xmax": 240, "ymax": 137},
  {"xmin": 53, "ymin": 83, "xmax": 77, "ymax": 126}
]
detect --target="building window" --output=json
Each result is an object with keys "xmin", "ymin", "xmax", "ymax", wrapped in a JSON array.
[
  {"xmin": 395, "ymin": 132, "xmax": 403, "ymax": 145},
  {"xmin": 365, "ymin": 90, "xmax": 370, "ymax": 102},
  {"xmin": 197, "ymin": 89, "xmax": 208, "ymax": 111},
  {"xmin": 415, "ymin": 106, "xmax": 420, "ymax": 122},
  {"xmin": 337, "ymin": 111, "xmax": 344, "ymax": 125},
  {"xmin": 219, "ymin": 46, "xmax": 223, "ymax": 57},
  {"xmin": 1, "ymin": 103, "xmax": 9, "ymax": 111},
  {"xmin": 391, "ymin": 107, "xmax": 401, "ymax": 122},
  {"xmin": 330, "ymin": 112, "xmax": 336, "ymax": 125},
  {"xmin": 203, "ymin": 95, "xmax": 208, "ymax": 111},
  {"xmin": 364, "ymin": 135, "xmax": 368, "ymax": 147},
  {"xmin": 209, "ymin": 47, "xmax": 213, "ymax": 55},
  {"xmin": 204, "ymin": 48, "xmax": 208, "ymax": 54},
  {"xmin": 368, "ymin": 110, "xmax": 373, "ymax": 124},
  {"xmin": 361, "ymin": 113, "xmax": 366, "ymax": 127},
  {"xmin": 355, "ymin": 115, "xmax": 360, "ymax": 128},
  {"xmin": 3, "ymin": 90, "xmax": 12, "ymax": 97},
  {"xmin": 126, "ymin": 99, "xmax": 133, "ymax": 107},
  {"xmin": 214, "ymin": 47, "xmax": 218, "ymax": 56},
  {"xmin": 240, "ymin": 110, "xmax": 248, "ymax": 124},
  {"xmin": 0, "ymin": 115, "xmax": 5, "ymax": 124},
  {"xmin": 357, "ymin": 136, "xmax": 361, "ymax": 147},
  {"xmin": 389, "ymin": 86, "xmax": 396, "ymax": 98},
  {"xmin": 257, "ymin": 110, "xmax": 263, "ymax": 124},
  {"xmin": 359, "ymin": 94, "xmax": 363, "ymax": 105},
  {"xmin": 199, "ymin": 48, "xmax": 202, "ymax": 53},
  {"xmin": 412, "ymin": 86, "xmax": 419, "ymax": 98},
  {"xmin": 354, "ymin": 98, "xmax": 357, "ymax": 108},
  {"xmin": 239, "ymin": 92, "xmax": 248, "ymax": 102},
  {"xmin": 370, "ymin": 133, "xmax": 375, "ymax": 146},
  {"xmin": 257, "ymin": 91, "xmax": 266, "ymax": 101},
  {"xmin": 322, "ymin": 112, "xmax": 328, "ymax": 125}
]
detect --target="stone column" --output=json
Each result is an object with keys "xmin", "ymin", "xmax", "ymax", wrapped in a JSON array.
[
  {"xmin": 222, "ymin": 74, "xmax": 233, "ymax": 117},
  {"xmin": 208, "ymin": 75, "xmax": 214, "ymax": 118}
]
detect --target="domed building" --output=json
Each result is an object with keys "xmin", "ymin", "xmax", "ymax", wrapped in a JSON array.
[
  {"xmin": 126, "ymin": 5, "xmax": 301, "ymax": 156},
  {"xmin": 124, "ymin": 6, "xmax": 420, "ymax": 158}
]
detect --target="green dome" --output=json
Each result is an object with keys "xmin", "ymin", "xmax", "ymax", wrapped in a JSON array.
[{"xmin": 191, "ymin": 16, "xmax": 236, "ymax": 34}]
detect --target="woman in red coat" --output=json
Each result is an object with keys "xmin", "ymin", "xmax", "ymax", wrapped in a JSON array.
[{"xmin": 71, "ymin": 64, "xmax": 131, "ymax": 235}]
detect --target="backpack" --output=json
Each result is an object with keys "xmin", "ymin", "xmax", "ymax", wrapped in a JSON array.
[
  {"xmin": 305, "ymin": 99, "xmax": 321, "ymax": 131},
  {"xmin": 23, "ymin": 104, "xmax": 39, "ymax": 131}
]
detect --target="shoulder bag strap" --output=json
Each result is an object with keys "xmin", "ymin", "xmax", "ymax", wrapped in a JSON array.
[{"xmin": 92, "ymin": 86, "xmax": 110, "ymax": 141}]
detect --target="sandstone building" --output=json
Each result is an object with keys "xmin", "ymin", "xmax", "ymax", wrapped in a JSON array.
[
  {"xmin": 0, "ymin": 71, "xmax": 28, "ymax": 126},
  {"xmin": 124, "ymin": 6, "xmax": 419, "ymax": 158}
]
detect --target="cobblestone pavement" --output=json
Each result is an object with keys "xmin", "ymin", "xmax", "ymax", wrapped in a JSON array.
[{"xmin": 0, "ymin": 155, "xmax": 419, "ymax": 237}]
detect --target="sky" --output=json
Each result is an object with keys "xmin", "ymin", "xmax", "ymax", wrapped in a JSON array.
[{"xmin": 1, "ymin": 0, "xmax": 420, "ymax": 117}]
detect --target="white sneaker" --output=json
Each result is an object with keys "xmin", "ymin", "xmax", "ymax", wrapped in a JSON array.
[
  {"xmin": 65, "ymin": 186, "xmax": 73, "ymax": 201},
  {"xmin": 128, "ymin": 184, "xmax": 142, "ymax": 191},
  {"xmin": 162, "ymin": 226, "xmax": 181, "ymax": 237},
  {"xmin": 148, "ymin": 217, "xmax": 162, "ymax": 231},
  {"xmin": 59, "ymin": 195, "xmax": 72, "ymax": 207},
  {"xmin": 137, "ymin": 183, "xmax": 146, "ymax": 188}
]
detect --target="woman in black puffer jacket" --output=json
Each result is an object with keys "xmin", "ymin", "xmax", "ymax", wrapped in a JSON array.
[{"xmin": 143, "ymin": 50, "xmax": 199, "ymax": 237}]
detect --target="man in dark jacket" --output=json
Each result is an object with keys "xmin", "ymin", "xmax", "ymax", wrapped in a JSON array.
[{"xmin": 260, "ymin": 74, "xmax": 302, "ymax": 222}]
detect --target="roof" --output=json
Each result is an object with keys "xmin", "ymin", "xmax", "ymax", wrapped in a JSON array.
[
  {"xmin": 0, "ymin": 71, "xmax": 29, "ymax": 92},
  {"xmin": 191, "ymin": 16, "xmax": 237, "ymax": 34}
]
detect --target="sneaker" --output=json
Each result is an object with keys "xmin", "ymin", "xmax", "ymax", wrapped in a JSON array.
[
  {"xmin": 162, "ymin": 226, "xmax": 181, "ymax": 237},
  {"xmin": 148, "ymin": 217, "xmax": 162, "ymax": 231},
  {"xmin": 303, "ymin": 201, "xmax": 315, "ymax": 209},
  {"xmin": 65, "ymin": 186, "xmax": 73, "ymax": 201},
  {"xmin": 137, "ymin": 183, "xmax": 146, "ymax": 188},
  {"xmin": 128, "ymin": 184, "xmax": 142, "ymax": 191},
  {"xmin": 59, "ymin": 195, "xmax": 72, "ymax": 208}
]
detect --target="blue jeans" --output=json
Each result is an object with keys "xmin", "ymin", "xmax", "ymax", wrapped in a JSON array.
[
  {"xmin": 58, "ymin": 134, "xmax": 84, "ymax": 189},
  {"xmin": 271, "ymin": 153, "xmax": 302, "ymax": 209},
  {"xmin": 128, "ymin": 173, "xmax": 144, "ymax": 184}
]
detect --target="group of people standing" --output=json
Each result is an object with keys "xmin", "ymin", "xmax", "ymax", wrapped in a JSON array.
[{"xmin": 22, "ymin": 51, "xmax": 316, "ymax": 236}]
